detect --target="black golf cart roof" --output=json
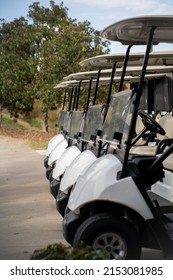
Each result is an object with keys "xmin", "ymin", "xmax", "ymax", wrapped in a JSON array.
[{"xmin": 101, "ymin": 15, "xmax": 173, "ymax": 44}]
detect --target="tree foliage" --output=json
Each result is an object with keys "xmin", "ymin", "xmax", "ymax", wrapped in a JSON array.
[
  {"xmin": 0, "ymin": 17, "xmax": 37, "ymax": 119},
  {"xmin": 0, "ymin": 1, "xmax": 110, "ymax": 130}
]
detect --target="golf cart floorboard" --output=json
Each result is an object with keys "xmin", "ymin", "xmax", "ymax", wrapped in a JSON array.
[
  {"xmin": 148, "ymin": 191, "xmax": 173, "ymax": 212},
  {"xmin": 148, "ymin": 191, "xmax": 173, "ymax": 239},
  {"xmin": 164, "ymin": 213, "xmax": 173, "ymax": 239}
]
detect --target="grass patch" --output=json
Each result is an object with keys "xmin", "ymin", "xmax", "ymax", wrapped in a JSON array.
[
  {"xmin": 0, "ymin": 112, "xmax": 57, "ymax": 151},
  {"xmin": 27, "ymin": 139, "xmax": 49, "ymax": 150},
  {"xmin": 1, "ymin": 114, "xmax": 27, "ymax": 131},
  {"xmin": 23, "ymin": 116, "xmax": 42, "ymax": 129}
]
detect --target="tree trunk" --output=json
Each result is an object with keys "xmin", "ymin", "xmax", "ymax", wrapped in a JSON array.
[
  {"xmin": 0, "ymin": 94, "xmax": 2, "ymax": 127},
  {"xmin": 0, "ymin": 104, "xmax": 2, "ymax": 127},
  {"xmin": 42, "ymin": 110, "xmax": 49, "ymax": 132}
]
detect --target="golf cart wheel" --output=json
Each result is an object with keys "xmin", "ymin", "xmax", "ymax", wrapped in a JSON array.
[{"xmin": 73, "ymin": 213, "xmax": 141, "ymax": 260}]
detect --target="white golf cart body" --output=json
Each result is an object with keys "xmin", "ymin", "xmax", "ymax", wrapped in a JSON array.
[
  {"xmin": 60, "ymin": 150, "xmax": 97, "ymax": 194},
  {"xmin": 48, "ymin": 138, "xmax": 68, "ymax": 167},
  {"xmin": 68, "ymin": 153, "xmax": 153, "ymax": 220},
  {"xmin": 46, "ymin": 133, "xmax": 65, "ymax": 157},
  {"xmin": 63, "ymin": 16, "xmax": 173, "ymax": 259},
  {"xmin": 152, "ymin": 169, "xmax": 173, "ymax": 203},
  {"xmin": 52, "ymin": 145, "xmax": 81, "ymax": 180}
]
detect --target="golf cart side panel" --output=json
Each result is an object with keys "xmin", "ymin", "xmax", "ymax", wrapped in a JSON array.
[
  {"xmin": 46, "ymin": 134, "xmax": 65, "ymax": 156},
  {"xmin": 48, "ymin": 139, "xmax": 68, "ymax": 166},
  {"xmin": 60, "ymin": 150, "xmax": 97, "ymax": 194},
  {"xmin": 152, "ymin": 169, "xmax": 173, "ymax": 203},
  {"xmin": 68, "ymin": 154, "xmax": 154, "ymax": 220},
  {"xmin": 52, "ymin": 146, "xmax": 81, "ymax": 179}
]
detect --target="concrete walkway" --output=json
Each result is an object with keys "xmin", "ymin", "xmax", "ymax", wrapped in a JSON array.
[
  {"xmin": 0, "ymin": 135, "xmax": 165, "ymax": 260},
  {"xmin": 0, "ymin": 135, "xmax": 65, "ymax": 260}
]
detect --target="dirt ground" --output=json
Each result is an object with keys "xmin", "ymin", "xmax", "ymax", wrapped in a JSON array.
[{"xmin": 0, "ymin": 134, "xmax": 65, "ymax": 260}]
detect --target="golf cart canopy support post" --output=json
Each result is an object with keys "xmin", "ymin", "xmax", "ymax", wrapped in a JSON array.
[
  {"xmin": 62, "ymin": 88, "xmax": 67, "ymax": 110},
  {"xmin": 121, "ymin": 26, "xmax": 156, "ymax": 178},
  {"xmin": 75, "ymin": 80, "xmax": 81, "ymax": 111},
  {"xmin": 93, "ymin": 69, "xmax": 101, "ymax": 105}
]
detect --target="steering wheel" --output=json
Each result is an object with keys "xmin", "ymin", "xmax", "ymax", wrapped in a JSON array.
[{"xmin": 138, "ymin": 110, "xmax": 165, "ymax": 136}]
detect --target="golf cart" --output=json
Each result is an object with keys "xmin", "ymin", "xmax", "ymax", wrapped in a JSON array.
[
  {"xmin": 46, "ymin": 74, "xmax": 103, "ymax": 182},
  {"xmin": 56, "ymin": 72, "xmax": 172, "ymax": 217},
  {"xmin": 63, "ymin": 16, "xmax": 173, "ymax": 260},
  {"xmin": 49, "ymin": 70, "xmax": 118, "ymax": 199},
  {"xmin": 48, "ymin": 70, "xmax": 112, "ymax": 197},
  {"xmin": 44, "ymin": 82, "xmax": 76, "ymax": 169},
  {"xmin": 52, "ymin": 58, "xmax": 157, "ymax": 203},
  {"xmin": 56, "ymin": 52, "xmax": 173, "ymax": 217},
  {"xmin": 44, "ymin": 81, "xmax": 83, "ymax": 181},
  {"xmin": 45, "ymin": 51, "xmax": 173, "ymax": 173},
  {"xmin": 46, "ymin": 47, "xmax": 173, "ymax": 157}
]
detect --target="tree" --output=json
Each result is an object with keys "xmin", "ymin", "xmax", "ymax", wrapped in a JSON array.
[
  {"xmin": 28, "ymin": 1, "xmax": 110, "ymax": 132},
  {"xmin": 0, "ymin": 17, "xmax": 37, "ymax": 121},
  {"xmin": 0, "ymin": 1, "xmax": 110, "ymax": 131}
]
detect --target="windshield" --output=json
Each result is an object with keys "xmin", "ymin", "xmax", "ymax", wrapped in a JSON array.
[
  {"xmin": 120, "ymin": 89, "xmax": 137, "ymax": 150},
  {"xmin": 57, "ymin": 110, "xmax": 66, "ymax": 129},
  {"xmin": 67, "ymin": 111, "xmax": 84, "ymax": 138},
  {"xmin": 82, "ymin": 105, "xmax": 105, "ymax": 141},
  {"xmin": 98, "ymin": 89, "xmax": 138, "ymax": 163},
  {"xmin": 62, "ymin": 111, "xmax": 71, "ymax": 133},
  {"xmin": 101, "ymin": 89, "xmax": 132, "ymax": 142}
]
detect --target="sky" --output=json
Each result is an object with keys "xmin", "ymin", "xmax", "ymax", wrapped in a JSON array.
[{"xmin": 1, "ymin": 0, "xmax": 173, "ymax": 53}]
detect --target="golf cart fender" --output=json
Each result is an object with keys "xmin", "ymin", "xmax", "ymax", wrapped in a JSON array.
[
  {"xmin": 48, "ymin": 138, "xmax": 68, "ymax": 166},
  {"xmin": 46, "ymin": 134, "xmax": 64, "ymax": 156},
  {"xmin": 52, "ymin": 146, "xmax": 81, "ymax": 180},
  {"xmin": 60, "ymin": 150, "xmax": 97, "ymax": 194},
  {"xmin": 68, "ymin": 153, "xmax": 154, "ymax": 220}
]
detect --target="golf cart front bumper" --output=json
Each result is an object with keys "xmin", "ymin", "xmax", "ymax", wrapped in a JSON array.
[
  {"xmin": 43, "ymin": 156, "xmax": 49, "ymax": 168},
  {"xmin": 56, "ymin": 190, "xmax": 69, "ymax": 217},
  {"xmin": 46, "ymin": 165, "xmax": 53, "ymax": 180},
  {"xmin": 49, "ymin": 178, "xmax": 60, "ymax": 198},
  {"xmin": 63, "ymin": 209, "xmax": 84, "ymax": 245}
]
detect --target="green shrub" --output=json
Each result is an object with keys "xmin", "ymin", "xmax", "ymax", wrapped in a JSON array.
[{"xmin": 30, "ymin": 242, "xmax": 110, "ymax": 260}]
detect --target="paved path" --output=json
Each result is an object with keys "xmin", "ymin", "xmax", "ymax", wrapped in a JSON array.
[
  {"xmin": 0, "ymin": 135, "xmax": 65, "ymax": 260},
  {"xmin": 0, "ymin": 135, "xmax": 165, "ymax": 260}
]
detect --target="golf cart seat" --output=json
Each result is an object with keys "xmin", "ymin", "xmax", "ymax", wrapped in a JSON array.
[
  {"xmin": 157, "ymin": 117, "xmax": 173, "ymax": 171},
  {"xmin": 154, "ymin": 75, "xmax": 173, "ymax": 113},
  {"xmin": 130, "ymin": 114, "xmax": 173, "ymax": 155},
  {"xmin": 163, "ymin": 153, "xmax": 173, "ymax": 171},
  {"xmin": 131, "ymin": 74, "xmax": 173, "ymax": 155}
]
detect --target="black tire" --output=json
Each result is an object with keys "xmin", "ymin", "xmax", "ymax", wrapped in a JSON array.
[{"xmin": 73, "ymin": 213, "xmax": 141, "ymax": 260}]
